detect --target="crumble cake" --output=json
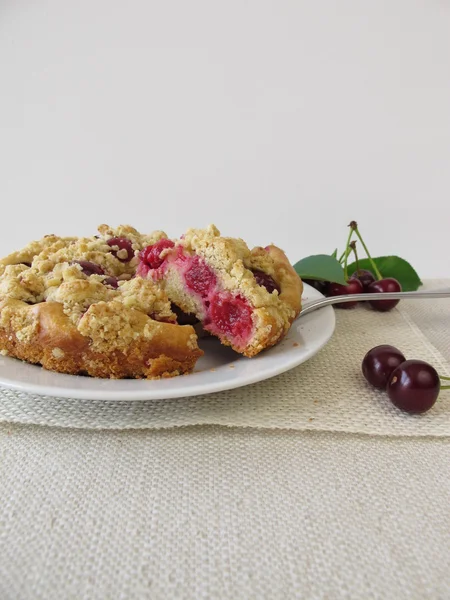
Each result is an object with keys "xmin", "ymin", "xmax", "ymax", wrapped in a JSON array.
[
  {"xmin": 0, "ymin": 225, "xmax": 203, "ymax": 379},
  {"xmin": 137, "ymin": 225, "xmax": 302, "ymax": 357}
]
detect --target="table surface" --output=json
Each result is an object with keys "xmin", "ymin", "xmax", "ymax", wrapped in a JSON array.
[
  {"xmin": 0, "ymin": 281, "xmax": 449, "ymax": 600},
  {"xmin": 1, "ymin": 425, "xmax": 450, "ymax": 600}
]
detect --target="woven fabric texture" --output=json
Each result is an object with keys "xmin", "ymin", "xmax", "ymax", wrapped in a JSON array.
[{"xmin": 0, "ymin": 425, "xmax": 449, "ymax": 600}]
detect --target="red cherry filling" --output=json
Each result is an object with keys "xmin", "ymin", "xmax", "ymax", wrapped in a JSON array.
[
  {"xmin": 139, "ymin": 239, "xmax": 175, "ymax": 270},
  {"xmin": 74, "ymin": 260, "xmax": 105, "ymax": 276},
  {"xmin": 137, "ymin": 244, "xmax": 255, "ymax": 346},
  {"xmin": 208, "ymin": 293, "xmax": 253, "ymax": 341},
  {"xmin": 252, "ymin": 270, "xmax": 280, "ymax": 294},
  {"xmin": 107, "ymin": 237, "xmax": 134, "ymax": 263},
  {"xmin": 184, "ymin": 256, "xmax": 217, "ymax": 298}
]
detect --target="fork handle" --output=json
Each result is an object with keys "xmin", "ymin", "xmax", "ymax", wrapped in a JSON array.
[{"xmin": 300, "ymin": 289, "xmax": 450, "ymax": 317}]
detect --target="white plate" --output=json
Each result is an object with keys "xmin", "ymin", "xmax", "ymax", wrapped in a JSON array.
[{"xmin": 0, "ymin": 283, "xmax": 335, "ymax": 401}]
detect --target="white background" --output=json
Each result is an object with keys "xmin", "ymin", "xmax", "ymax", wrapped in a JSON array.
[{"xmin": 0, "ymin": 0, "xmax": 449, "ymax": 277}]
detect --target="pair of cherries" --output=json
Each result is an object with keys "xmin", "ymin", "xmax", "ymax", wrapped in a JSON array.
[
  {"xmin": 362, "ymin": 345, "xmax": 445, "ymax": 413},
  {"xmin": 329, "ymin": 269, "xmax": 401, "ymax": 311},
  {"xmin": 306, "ymin": 270, "xmax": 401, "ymax": 312}
]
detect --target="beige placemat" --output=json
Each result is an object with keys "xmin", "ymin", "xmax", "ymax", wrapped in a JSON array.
[
  {"xmin": 0, "ymin": 281, "xmax": 448, "ymax": 435},
  {"xmin": 1, "ymin": 425, "xmax": 449, "ymax": 600}
]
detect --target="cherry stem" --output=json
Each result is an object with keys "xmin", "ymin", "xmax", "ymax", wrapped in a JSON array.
[
  {"xmin": 343, "ymin": 227, "xmax": 354, "ymax": 281},
  {"xmin": 350, "ymin": 223, "xmax": 383, "ymax": 280},
  {"xmin": 350, "ymin": 241, "xmax": 359, "ymax": 273},
  {"xmin": 338, "ymin": 250, "xmax": 346, "ymax": 264},
  {"xmin": 440, "ymin": 375, "xmax": 450, "ymax": 380},
  {"xmin": 441, "ymin": 385, "xmax": 450, "ymax": 390},
  {"xmin": 340, "ymin": 247, "xmax": 352, "ymax": 267}
]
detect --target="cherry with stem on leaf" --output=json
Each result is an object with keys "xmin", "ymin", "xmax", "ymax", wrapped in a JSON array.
[
  {"xmin": 366, "ymin": 278, "xmax": 401, "ymax": 311},
  {"xmin": 348, "ymin": 240, "xmax": 376, "ymax": 290},
  {"xmin": 348, "ymin": 221, "xmax": 402, "ymax": 311},
  {"xmin": 327, "ymin": 278, "xmax": 363, "ymax": 308},
  {"xmin": 353, "ymin": 268, "xmax": 376, "ymax": 290}
]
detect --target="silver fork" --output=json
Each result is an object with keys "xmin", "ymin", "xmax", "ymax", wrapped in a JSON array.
[{"xmin": 300, "ymin": 289, "xmax": 450, "ymax": 317}]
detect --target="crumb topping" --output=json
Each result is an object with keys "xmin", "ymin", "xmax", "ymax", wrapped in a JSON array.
[
  {"xmin": 116, "ymin": 278, "xmax": 174, "ymax": 322},
  {"xmin": 77, "ymin": 301, "xmax": 163, "ymax": 352},
  {"xmin": 0, "ymin": 225, "xmax": 175, "ymax": 344},
  {"xmin": 177, "ymin": 224, "xmax": 295, "ymax": 321}
]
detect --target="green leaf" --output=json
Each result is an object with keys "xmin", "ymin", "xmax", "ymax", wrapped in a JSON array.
[
  {"xmin": 347, "ymin": 256, "xmax": 422, "ymax": 292},
  {"xmin": 293, "ymin": 254, "xmax": 346, "ymax": 285},
  {"xmin": 331, "ymin": 249, "xmax": 338, "ymax": 259}
]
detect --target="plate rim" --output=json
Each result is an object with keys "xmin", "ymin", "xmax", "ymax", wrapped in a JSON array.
[{"xmin": 0, "ymin": 283, "xmax": 335, "ymax": 401}]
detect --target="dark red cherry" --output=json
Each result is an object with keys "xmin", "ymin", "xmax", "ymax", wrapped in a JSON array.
[
  {"xmin": 107, "ymin": 237, "xmax": 134, "ymax": 263},
  {"xmin": 327, "ymin": 277, "xmax": 363, "ymax": 308},
  {"xmin": 252, "ymin": 270, "xmax": 280, "ymax": 294},
  {"xmin": 74, "ymin": 260, "xmax": 105, "ymax": 276},
  {"xmin": 362, "ymin": 345, "xmax": 406, "ymax": 389},
  {"xmin": 103, "ymin": 276, "xmax": 119, "ymax": 289},
  {"xmin": 387, "ymin": 360, "xmax": 440, "ymax": 413},
  {"xmin": 139, "ymin": 239, "xmax": 175, "ymax": 269},
  {"xmin": 302, "ymin": 279, "xmax": 328, "ymax": 295},
  {"xmin": 367, "ymin": 278, "xmax": 401, "ymax": 311},
  {"xmin": 351, "ymin": 269, "xmax": 376, "ymax": 290}
]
